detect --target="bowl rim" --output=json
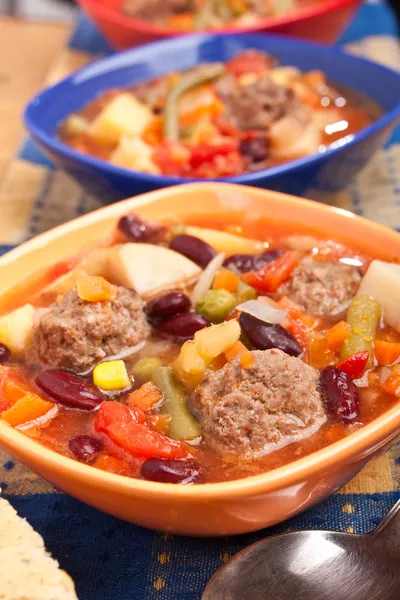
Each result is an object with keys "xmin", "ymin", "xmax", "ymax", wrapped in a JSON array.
[
  {"xmin": 0, "ymin": 181, "xmax": 400, "ymax": 500},
  {"xmin": 76, "ymin": 0, "xmax": 362, "ymax": 38},
  {"xmin": 24, "ymin": 32, "xmax": 400, "ymax": 188}
]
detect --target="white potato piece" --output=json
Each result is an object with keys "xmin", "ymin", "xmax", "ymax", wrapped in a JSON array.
[
  {"xmin": 358, "ymin": 260, "xmax": 400, "ymax": 332},
  {"xmin": 0, "ymin": 304, "xmax": 35, "ymax": 355},
  {"xmin": 269, "ymin": 66, "xmax": 301, "ymax": 86},
  {"xmin": 108, "ymin": 243, "xmax": 201, "ymax": 297},
  {"xmin": 185, "ymin": 226, "xmax": 265, "ymax": 255},
  {"xmin": 89, "ymin": 93, "xmax": 153, "ymax": 144},
  {"xmin": 110, "ymin": 136, "xmax": 160, "ymax": 174},
  {"xmin": 269, "ymin": 116, "xmax": 321, "ymax": 160}
]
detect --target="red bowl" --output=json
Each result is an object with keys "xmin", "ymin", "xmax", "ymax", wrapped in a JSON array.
[{"xmin": 77, "ymin": 0, "xmax": 363, "ymax": 50}]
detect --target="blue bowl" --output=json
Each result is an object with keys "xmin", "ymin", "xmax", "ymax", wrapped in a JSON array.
[{"xmin": 24, "ymin": 33, "xmax": 400, "ymax": 202}]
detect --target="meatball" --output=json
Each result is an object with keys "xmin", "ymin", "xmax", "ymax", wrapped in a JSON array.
[
  {"xmin": 215, "ymin": 73, "xmax": 308, "ymax": 132},
  {"xmin": 32, "ymin": 286, "xmax": 150, "ymax": 373},
  {"xmin": 190, "ymin": 349, "xmax": 326, "ymax": 455},
  {"xmin": 278, "ymin": 256, "xmax": 361, "ymax": 317}
]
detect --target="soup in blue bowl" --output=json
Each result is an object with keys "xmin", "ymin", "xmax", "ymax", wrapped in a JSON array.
[{"xmin": 24, "ymin": 33, "xmax": 400, "ymax": 202}]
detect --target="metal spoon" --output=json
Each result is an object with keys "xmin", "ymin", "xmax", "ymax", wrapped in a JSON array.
[{"xmin": 202, "ymin": 500, "xmax": 400, "ymax": 600}]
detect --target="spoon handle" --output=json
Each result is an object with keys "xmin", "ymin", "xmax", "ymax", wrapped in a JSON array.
[{"xmin": 371, "ymin": 499, "xmax": 400, "ymax": 545}]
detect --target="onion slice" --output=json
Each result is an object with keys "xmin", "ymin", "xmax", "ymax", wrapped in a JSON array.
[
  {"xmin": 236, "ymin": 299, "xmax": 287, "ymax": 325},
  {"xmin": 191, "ymin": 253, "xmax": 225, "ymax": 305}
]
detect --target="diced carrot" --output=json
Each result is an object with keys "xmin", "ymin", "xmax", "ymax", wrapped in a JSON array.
[
  {"xmin": 127, "ymin": 382, "xmax": 162, "ymax": 412},
  {"xmin": 375, "ymin": 340, "xmax": 400, "ymax": 366},
  {"xmin": 180, "ymin": 99, "xmax": 224, "ymax": 127},
  {"xmin": 382, "ymin": 364, "xmax": 400, "ymax": 396},
  {"xmin": 243, "ymin": 251, "xmax": 301, "ymax": 293},
  {"xmin": 149, "ymin": 413, "xmax": 171, "ymax": 435},
  {"xmin": 76, "ymin": 272, "xmax": 115, "ymax": 302},
  {"xmin": 325, "ymin": 321, "xmax": 351, "ymax": 351},
  {"xmin": 1, "ymin": 393, "xmax": 55, "ymax": 427},
  {"xmin": 212, "ymin": 268, "xmax": 240, "ymax": 293},
  {"xmin": 143, "ymin": 116, "xmax": 163, "ymax": 146},
  {"xmin": 224, "ymin": 340, "xmax": 248, "ymax": 362},
  {"xmin": 208, "ymin": 354, "xmax": 227, "ymax": 371},
  {"xmin": 3, "ymin": 380, "xmax": 30, "ymax": 405},
  {"xmin": 240, "ymin": 350, "xmax": 255, "ymax": 370},
  {"xmin": 307, "ymin": 337, "xmax": 336, "ymax": 369},
  {"xmin": 93, "ymin": 454, "xmax": 132, "ymax": 475}
]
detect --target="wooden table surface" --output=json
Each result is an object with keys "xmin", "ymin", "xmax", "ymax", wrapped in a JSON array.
[{"xmin": 0, "ymin": 17, "xmax": 70, "ymax": 179}]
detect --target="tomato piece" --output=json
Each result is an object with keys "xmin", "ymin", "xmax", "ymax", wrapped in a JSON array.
[
  {"xmin": 94, "ymin": 401, "xmax": 145, "ymax": 434},
  {"xmin": 108, "ymin": 421, "xmax": 187, "ymax": 459},
  {"xmin": 189, "ymin": 141, "xmax": 238, "ymax": 169},
  {"xmin": 243, "ymin": 251, "xmax": 301, "ymax": 292},
  {"xmin": 153, "ymin": 141, "xmax": 190, "ymax": 177},
  {"xmin": 226, "ymin": 50, "xmax": 274, "ymax": 77},
  {"xmin": 337, "ymin": 351, "xmax": 369, "ymax": 379}
]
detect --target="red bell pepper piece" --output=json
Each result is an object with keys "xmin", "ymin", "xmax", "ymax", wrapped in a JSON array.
[
  {"xmin": 94, "ymin": 401, "xmax": 187, "ymax": 459},
  {"xmin": 337, "ymin": 351, "xmax": 369, "ymax": 379},
  {"xmin": 189, "ymin": 141, "xmax": 238, "ymax": 169},
  {"xmin": 226, "ymin": 50, "xmax": 274, "ymax": 77},
  {"xmin": 242, "ymin": 251, "xmax": 301, "ymax": 293},
  {"xmin": 94, "ymin": 401, "xmax": 145, "ymax": 434},
  {"xmin": 107, "ymin": 421, "xmax": 187, "ymax": 460}
]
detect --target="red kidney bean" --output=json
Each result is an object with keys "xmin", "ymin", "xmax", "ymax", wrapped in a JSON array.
[
  {"xmin": 223, "ymin": 250, "xmax": 282, "ymax": 274},
  {"xmin": 118, "ymin": 213, "xmax": 166, "ymax": 243},
  {"xmin": 69, "ymin": 435, "xmax": 103, "ymax": 462},
  {"xmin": 320, "ymin": 366, "xmax": 360, "ymax": 423},
  {"xmin": 239, "ymin": 135, "xmax": 269, "ymax": 164},
  {"xmin": 170, "ymin": 234, "xmax": 216, "ymax": 268},
  {"xmin": 154, "ymin": 313, "xmax": 210, "ymax": 342},
  {"xmin": 36, "ymin": 369, "xmax": 103, "ymax": 411},
  {"xmin": 140, "ymin": 458, "xmax": 200, "ymax": 484},
  {"xmin": 146, "ymin": 292, "xmax": 191, "ymax": 321},
  {"xmin": 239, "ymin": 312, "xmax": 302, "ymax": 357},
  {"xmin": 0, "ymin": 343, "xmax": 10, "ymax": 364}
]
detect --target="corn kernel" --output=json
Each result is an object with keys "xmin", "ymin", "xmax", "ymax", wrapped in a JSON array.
[{"xmin": 93, "ymin": 360, "xmax": 131, "ymax": 391}]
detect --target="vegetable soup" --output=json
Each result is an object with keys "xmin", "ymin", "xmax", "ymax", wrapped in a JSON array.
[
  {"xmin": 0, "ymin": 212, "xmax": 398, "ymax": 484},
  {"xmin": 59, "ymin": 50, "xmax": 379, "ymax": 180}
]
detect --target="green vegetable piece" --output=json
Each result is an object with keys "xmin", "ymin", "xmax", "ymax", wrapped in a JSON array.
[
  {"xmin": 133, "ymin": 357, "xmax": 163, "ymax": 380},
  {"xmin": 152, "ymin": 366, "xmax": 201, "ymax": 440},
  {"xmin": 236, "ymin": 280, "xmax": 257, "ymax": 304},
  {"xmin": 163, "ymin": 63, "xmax": 225, "ymax": 140},
  {"xmin": 340, "ymin": 294, "xmax": 381, "ymax": 368},
  {"xmin": 196, "ymin": 289, "xmax": 236, "ymax": 323}
]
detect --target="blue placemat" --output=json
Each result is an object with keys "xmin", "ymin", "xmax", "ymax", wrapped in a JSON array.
[{"xmin": 0, "ymin": 3, "xmax": 399, "ymax": 599}]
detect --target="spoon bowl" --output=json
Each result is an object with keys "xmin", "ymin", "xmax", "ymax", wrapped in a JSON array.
[{"xmin": 203, "ymin": 500, "xmax": 400, "ymax": 600}]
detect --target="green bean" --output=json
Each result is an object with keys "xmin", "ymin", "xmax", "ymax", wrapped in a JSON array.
[
  {"xmin": 235, "ymin": 280, "xmax": 257, "ymax": 304},
  {"xmin": 340, "ymin": 294, "xmax": 381, "ymax": 367},
  {"xmin": 196, "ymin": 289, "xmax": 236, "ymax": 323},
  {"xmin": 132, "ymin": 357, "xmax": 163, "ymax": 380},
  {"xmin": 152, "ymin": 366, "xmax": 201, "ymax": 441},
  {"xmin": 163, "ymin": 63, "xmax": 225, "ymax": 140}
]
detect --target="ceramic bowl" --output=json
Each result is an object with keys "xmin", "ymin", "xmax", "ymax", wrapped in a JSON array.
[
  {"xmin": 24, "ymin": 33, "xmax": 400, "ymax": 203},
  {"xmin": 0, "ymin": 182, "xmax": 399, "ymax": 536},
  {"xmin": 76, "ymin": 0, "xmax": 362, "ymax": 50}
]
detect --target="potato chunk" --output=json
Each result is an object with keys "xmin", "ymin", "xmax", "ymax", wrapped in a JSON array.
[
  {"xmin": 108, "ymin": 243, "xmax": 201, "ymax": 297},
  {"xmin": 110, "ymin": 136, "xmax": 160, "ymax": 174},
  {"xmin": 89, "ymin": 93, "xmax": 153, "ymax": 144},
  {"xmin": 185, "ymin": 226, "xmax": 264, "ymax": 255},
  {"xmin": 0, "ymin": 304, "xmax": 35, "ymax": 355},
  {"xmin": 358, "ymin": 260, "xmax": 400, "ymax": 332}
]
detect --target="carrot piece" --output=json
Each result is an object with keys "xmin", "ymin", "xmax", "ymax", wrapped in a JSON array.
[
  {"xmin": 375, "ymin": 340, "xmax": 400, "ymax": 366},
  {"xmin": 382, "ymin": 364, "xmax": 400, "ymax": 396},
  {"xmin": 240, "ymin": 351, "xmax": 255, "ymax": 370},
  {"xmin": 242, "ymin": 251, "xmax": 300, "ymax": 293},
  {"xmin": 1, "ymin": 393, "xmax": 55, "ymax": 427},
  {"xmin": 143, "ymin": 116, "xmax": 163, "ymax": 146},
  {"xmin": 127, "ymin": 382, "xmax": 162, "ymax": 412},
  {"xmin": 212, "ymin": 268, "xmax": 240, "ymax": 293},
  {"xmin": 3, "ymin": 380, "xmax": 30, "ymax": 405},
  {"xmin": 166, "ymin": 12, "xmax": 194, "ymax": 29},
  {"xmin": 224, "ymin": 340, "xmax": 248, "ymax": 362},
  {"xmin": 149, "ymin": 413, "xmax": 171, "ymax": 435},
  {"xmin": 325, "ymin": 321, "xmax": 351, "ymax": 351},
  {"xmin": 76, "ymin": 272, "xmax": 115, "ymax": 302},
  {"xmin": 307, "ymin": 338, "xmax": 336, "ymax": 369}
]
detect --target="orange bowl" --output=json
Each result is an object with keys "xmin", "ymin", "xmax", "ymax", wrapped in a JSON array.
[
  {"xmin": 0, "ymin": 182, "xmax": 399, "ymax": 537},
  {"xmin": 77, "ymin": 0, "xmax": 363, "ymax": 50}
]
